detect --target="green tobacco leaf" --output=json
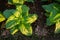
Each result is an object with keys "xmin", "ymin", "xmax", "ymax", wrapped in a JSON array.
[
  {"xmin": 6, "ymin": 10, "xmax": 20, "ymax": 22},
  {"xmin": 10, "ymin": 27, "xmax": 18, "ymax": 35},
  {"xmin": 46, "ymin": 18, "xmax": 55, "ymax": 26},
  {"xmin": 45, "ymin": 12, "xmax": 60, "ymax": 26},
  {"xmin": 42, "ymin": 3, "xmax": 53, "ymax": 12},
  {"xmin": 19, "ymin": 24, "xmax": 32, "ymax": 36},
  {"xmin": 55, "ymin": 21, "xmax": 60, "ymax": 33},
  {"xmin": 42, "ymin": 3, "xmax": 60, "ymax": 12},
  {"xmin": 26, "ymin": 14, "xmax": 37, "ymax": 23},
  {"xmin": 6, "ymin": 10, "xmax": 20, "ymax": 25},
  {"xmin": 16, "ymin": 5, "xmax": 29, "ymax": 17},
  {"xmin": 0, "ymin": 13, "xmax": 5, "ymax": 22},
  {"xmin": 53, "ymin": 3, "xmax": 60, "ymax": 11},
  {"xmin": 6, "ymin": 20, "xmax": 16, "ymax": 29},
  {"xmin": 22, "ymin": 5, "xmax": 29, "ymax": 13},
  {"xmin": 46, "ymin": 11, "xmax": 58, "ymax": 26},
  {"xmin": 13, "ymin": 10, "xmax": 21, "ymax": 18},
  {"xmin": 53, "ymin": 13, "xmax": 60, "ymax": 21},
  {"xmin": 16, "ymin": 5, "xmax": 22, "ymax": 14},
  {"xmin": 21, "ymin": 5, "xmax": 29, "ymax": 16},
  {"xmin": 42, "ymin": 3, "xmax": 60, "ymax": 26},
  {"xmin": 3, "ymin": 9, "xmax": 15, "ymax": 18}
]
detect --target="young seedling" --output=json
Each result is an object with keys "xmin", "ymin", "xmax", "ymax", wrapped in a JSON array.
[
  {"xmin": 3, "ymin": 0, "xmax": 38, "ymax": 36},
  {"xmin": 42, "ymin": 3, "xmax": 60, "ymax": 33}
]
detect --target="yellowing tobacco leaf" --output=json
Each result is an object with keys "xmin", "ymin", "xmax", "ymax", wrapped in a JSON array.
[
  {"xmin": 0, "ymin": 13, "xmax": 5, "ymax": 22},
  {"xmin": 55, "ymin": 21, "xmax": 60, "ymax": 33},
  {"xmin": 19, "ymin": 24, "xmax": 32, "ymax": 36}
]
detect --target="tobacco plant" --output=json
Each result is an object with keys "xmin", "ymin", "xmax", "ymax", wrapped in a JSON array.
[
  {"xmin": 42, "ymin": 3, "xmax": 60, "ymax": 33},
  {"xmin": 0, "ymin": 0, "xmax": 38, "ymax": 36}
]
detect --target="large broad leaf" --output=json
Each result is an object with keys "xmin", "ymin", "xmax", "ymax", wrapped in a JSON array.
[
  {"xmin": 6, "ymin": 10, "xmax": 20, "ymax": 29},
  {"xmin": 6, "ymin": 10, "xmax": 20, "ymax": 35},
  {"xmin": 19, "ymin": 24, "xmax": 32, "ymax": 36},
  {"xmin": 26, "ymin": 14, "xmax": 37, "ymax": 24},
  {"xmin": 55, "ymin": 21, "xmax": 60, "ymax": 33},
  {"xmin": 0, "ymin": 13, "xmax": 5, "ymax": 22},
  {"xmin": 3, "ymin": 9, "xmax": 15, "ymax": 18}
]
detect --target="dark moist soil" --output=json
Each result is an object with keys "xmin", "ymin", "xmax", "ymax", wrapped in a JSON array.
[{"xmin": 0, "ymin": 0, "xmax": 60, "ymax": 40}]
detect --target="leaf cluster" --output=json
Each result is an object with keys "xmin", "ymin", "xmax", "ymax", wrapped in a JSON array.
[
  {"xmin": 42, "ymin": 3, "xmax": 60, "ymax": 33},
  {"xmin": 0, "ymin": 0, "xmax": 38, "ymax": 36}
]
